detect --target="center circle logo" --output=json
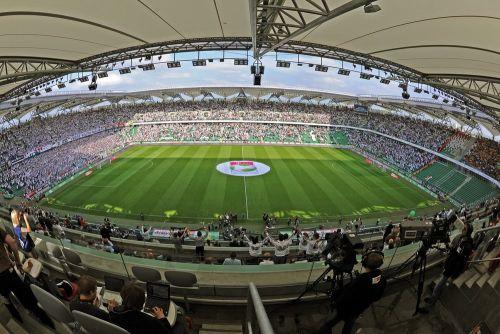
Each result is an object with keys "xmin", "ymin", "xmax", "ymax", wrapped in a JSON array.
[{"xmin": 216, "ymin": 161, "xmax": 270, "ymax": 177}]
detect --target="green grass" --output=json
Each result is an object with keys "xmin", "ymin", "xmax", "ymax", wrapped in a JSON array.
[{"xmin": 43, "ymin": 145, "xmax": 440, "ymax": 225}]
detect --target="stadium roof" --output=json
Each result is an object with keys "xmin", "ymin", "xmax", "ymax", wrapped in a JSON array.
[{"xmin": 1, "ymin": 0, "xmax": 499, "ymax": 119}]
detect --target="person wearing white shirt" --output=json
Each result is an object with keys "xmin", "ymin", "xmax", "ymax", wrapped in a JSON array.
[
  {"xmin": 306, "ymin": 232, "xmax": 322, "ymax": 262},
  {"xmin": 223, "ymin": 252, "xmax": 242, "ymax": 265},
  {"xmin": 266, "ymin": 232, "xmax": 293, "ymax": 264},
  {"xmin": 244, "ymin": 234, "xmax": 268, "ymax": 264},
  {"xmin": 259, "ymin": 252, "xmax": 274, "ymax": 265}
]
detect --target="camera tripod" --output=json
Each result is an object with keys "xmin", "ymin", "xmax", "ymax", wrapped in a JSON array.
[
  {"xmin": 390, "ymin": 240, "xmax": 434, "ymax": 315},
  {"xmin": 295, "ymin": 264, "xmax": 352, "ymax": 304}
]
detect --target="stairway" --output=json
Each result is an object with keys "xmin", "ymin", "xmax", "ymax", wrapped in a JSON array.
[
  {"xmin": 438, "ymin": 247, "xmax": 500, "ymax": 332},
  {"xmin": 198, "ymin": 323, "xmax": 243, "ymax": 334}
]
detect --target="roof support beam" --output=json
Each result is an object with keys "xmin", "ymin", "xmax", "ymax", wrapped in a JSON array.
[{"xmin": 254, "ymin": 0, "xmax": 374, "ymax": 58}]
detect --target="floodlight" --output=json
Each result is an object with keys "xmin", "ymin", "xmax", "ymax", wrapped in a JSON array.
[
  {"xmin": 97, "ymin": 72, "xmax": 108, "ymax": 78},
  {"xmin": 360, "ymin": 73, "xmax": 373, "ymax": 80},
  {"xmin": 338, "ymin": 69, "xmax": 350, "ymax": 76},
  {"xmin": 443, "ymin": 99, "xmax": 449, "ymax": 104},
  {"xmin": 34, "ymin": 91, "xmax": 41, "ymax": 96},
  {"xmin": 432, "ymin": 94, "xmax": 439, "ymax": 100},
  {"xmin": 276, "ymin": 60, "xmax": 291, "ymax": 68},
  {"xmin": 167, "ymin": 61, "xmax": 181, "ymax": 68},
  {"xmin": 380, "ymin": 78, "xmax": 390, "ymax": 84},
  {"xmin": 119, "ymin": 68, "xmax": 131, "ymax": 75},
  {"xmin": 234, "ymin": 59, "xmax": 248, "ymax": 66},
  {"xmin": 45, "ymin": 87, "xmax": 52, "ymax": 93},
  {"xmin": 192, "ymin": 60, "xmax": 207, "ymax": 66},
  {"xmin": 69, "ymin": 79, "xmax": 76, "ymax": 83},
  {"xmin": 414, "ymin": 88, "xmax": 422, "ymax": 93},
  {"xmin": 315, "ymin": 65, "xmax": 328, "ymax": 72},
  {"xmin": 79, "ymin": 76, "xmax": 89, "ymax": 82},
  {"xmin": 57, "ymin": 83, "xmax": 66, "ymax": 89},
  {"xmin": 138, "ymin": 64, "xmax": 155, "ymax": 71}
]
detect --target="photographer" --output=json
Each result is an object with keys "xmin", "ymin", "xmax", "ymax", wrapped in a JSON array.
[
  {"xmin": 425, "ymin": 222, "xmax": 474, "ymax": 306},
  {"xmin": 316, "ymin": 251, "xmax": 386, "ymax": 334}
]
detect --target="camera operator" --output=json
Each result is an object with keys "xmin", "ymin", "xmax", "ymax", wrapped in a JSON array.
[
  {"xmin": 316, "ymin": 251, "xmax": 386, "ymax": 334},
  {"xmin": 425, "ymin": 222, "xmax": 474, "ymax": 306}
]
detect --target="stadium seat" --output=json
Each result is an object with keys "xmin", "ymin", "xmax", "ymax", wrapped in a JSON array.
[
  {"xmin": 30, "ymin": 284, "xmax": 76, "ymax": 334},
  {"xmin": 164, "ymin": 271, "xmax": 198, "ymax": 313},
  {"xmin": 72, "ymin": 310, "xmax": 130, "ymax": 334},
  {"xmin": 131, "ymin": 266, "xmax": 162, "ymax": 283}
]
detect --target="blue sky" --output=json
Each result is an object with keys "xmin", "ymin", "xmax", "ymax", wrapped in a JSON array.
[{"xmin": 60, "ymin": 50, "xmax": 432, "ymax": 99}]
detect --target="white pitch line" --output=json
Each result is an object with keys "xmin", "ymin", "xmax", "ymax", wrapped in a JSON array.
[
  {"xmin": 243, "ymin": 175, "xmax": 249, "ymax": 219},
  {"xmin": 241, "ymin": 145, "xmax": 249, "ymax": 219}
]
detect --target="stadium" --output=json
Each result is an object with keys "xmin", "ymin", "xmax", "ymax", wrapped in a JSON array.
[{"xmin": 0, "ymin": 1, "xmax": 498, "ymax": 334}]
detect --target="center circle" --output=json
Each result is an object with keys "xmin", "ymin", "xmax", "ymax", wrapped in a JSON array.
[{"xmin": 216, "ymin": 161, "xmax": 271, "ymax": 177}]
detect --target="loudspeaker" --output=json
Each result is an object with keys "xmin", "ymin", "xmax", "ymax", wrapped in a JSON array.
[{"xmin": 253, "ymin": 75, "xmax": 261, "ymax": 86}]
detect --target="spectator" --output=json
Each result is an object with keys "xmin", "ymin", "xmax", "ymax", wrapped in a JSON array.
[
  {"xmin": 110, "ymin": 283, "xmax": 173, "ymax": 334},
  {"xmin": 0, "ymin": 228, "xmax": 53, "ymax": 328},
  {"xmin": 244, "ymin": 234, "xmax": 268, "ymax": 264},
  {"xmin": 11, "ymin": 209, "xmax": 35, "ymax": 256},
  {"xmin": 266, "ymin": 232, "xmax": 293, "ymax": 264},
  {"xmin": 223, "ymin": 252, "xmax": 242, "ymax": 265},
  {"xmin": 316, "ymin": 251, "xmax": 386, "ymax": 334},
  {"xmin": 193, "ymin": 228, "xmax": 209, "ymax": 262},
  {"xmin": 70, "ymin": 275, "xmax": 117, "ymax": 321},
  {"xmin": 259, "ymin": 252, "xmax": 275, "ymax": 265}
]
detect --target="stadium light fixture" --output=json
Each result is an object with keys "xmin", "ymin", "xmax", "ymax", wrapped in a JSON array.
[
  {"xmin": 78, "ymin": 76, "xmax": 89, "ymax": 83},
  {"xmin": 45, "ymin": 87, "xmax": 52, "ymax": 93},
  {"xmin": 443, "ymin": 99, "xmax": 449, "ymax": 104},
  {"xmin": 414, "ymin": 87, "xmax": 422, "ymax": 93},
  {"xmin": 57, "ymin": 83, "xmax": 66, "ymax": 89},
  {"xmin": 364, "ymin": 2, "xmax": 381, "ymax": 13},
  {"xmin": 276, "ymin": 60, "xmax": 291, "ymax": 68},
  {"xmin": 432, "ymin": 94, "xmax": 439, "ymax": 100},
  {"xmin": 167, "ymin": 61, "xmax": 181, "ymax": 68},
  {"xmin": 234, "ymin": 58, "xmax": 248, "ymax": 66},
  {"xmin": 380, "ymin": 78, "xmax": 390, "ymax": 84},
  {"xmin": 192, "ymin": 60, "xmax": 207, "ymax": 67},
  {"xmin": 97, "ymin": 72, "xmax": 108, "ymax": 78},
  {"xmin": 315, "ymin": 65, "xmax": 328, "ymax": 72},
  {"xmin": 338, "ymin": 69, "xmax": 350, "ymax": 76},
  {"xmin": 138, "ymin": 64, "xmax": 155, "ymax": 71},
  {"xmin": 88, "ymin": 75, "xmax": 98, "ymax": 91},
  {"xmin": 360, "ymin": 73, "xmax": 373, "ymax": 80},
  {"xmin": 119, "ymin": 68, "xmax": 131, "ymax": 75},
  {"xmin": 69, "ymin": 79, "xmax": 76, "ymax": 83},
  {"xmin": 34, "ymin": 91, "xmax": 41, "ymax": 96}
]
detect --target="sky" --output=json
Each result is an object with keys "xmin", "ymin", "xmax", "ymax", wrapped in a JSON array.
[{"xmin": 57, "ymin": 50, "xmax": 434, "ymax": 99}]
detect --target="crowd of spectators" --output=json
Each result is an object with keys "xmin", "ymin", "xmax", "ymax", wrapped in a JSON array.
[
  {"xmin": 464, "ymin": 138, "xmax": 500, "ymax": 179},
  {"xmin": 0, "ymin": 130, "xmax": 125, "ymax": 195},
  {"xmin": 0, "ymin": 100, "xmax": 498, "ymax": 196}
]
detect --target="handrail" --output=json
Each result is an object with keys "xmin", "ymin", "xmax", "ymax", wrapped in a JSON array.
[
  {"xmin": 468, "ymin": 257, "xmax": 500, "ymax": 264},
  {"xmin": 247, "ymin": 282, "xmax": 275, "ymax": 334}
]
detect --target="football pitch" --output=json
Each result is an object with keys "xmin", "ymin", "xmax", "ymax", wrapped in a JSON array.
[{"xmin": 43, "ymin": 145, "xmax": 440, "ymax": 225}]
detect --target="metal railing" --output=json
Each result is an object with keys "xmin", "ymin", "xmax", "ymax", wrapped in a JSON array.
[{"xmin": 246, "ymin": 282, "xmax": 275, "ymax": 334}]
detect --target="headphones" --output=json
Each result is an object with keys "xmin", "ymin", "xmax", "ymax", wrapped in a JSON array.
[{"xmin": 361, "ymin": 249, "xmax": 384, "ymax": 269}]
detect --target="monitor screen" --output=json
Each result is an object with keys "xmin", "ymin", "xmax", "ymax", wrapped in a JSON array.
[
  {"xmin": 104, "ymin": 276, "xmax": 125, "ymax": 292},
  {"xmin": 148, "ymin": 283, "xmax": 170, "ymax": 299}
]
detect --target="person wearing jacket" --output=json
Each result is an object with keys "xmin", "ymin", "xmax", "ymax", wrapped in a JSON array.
[
  {"xmin": 425, "ymin": 222, "xmax": 474, "ymax": 306},
  {"xmin": 110, "ymin": 283, "xmax": 173, "ymax": 334}
]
